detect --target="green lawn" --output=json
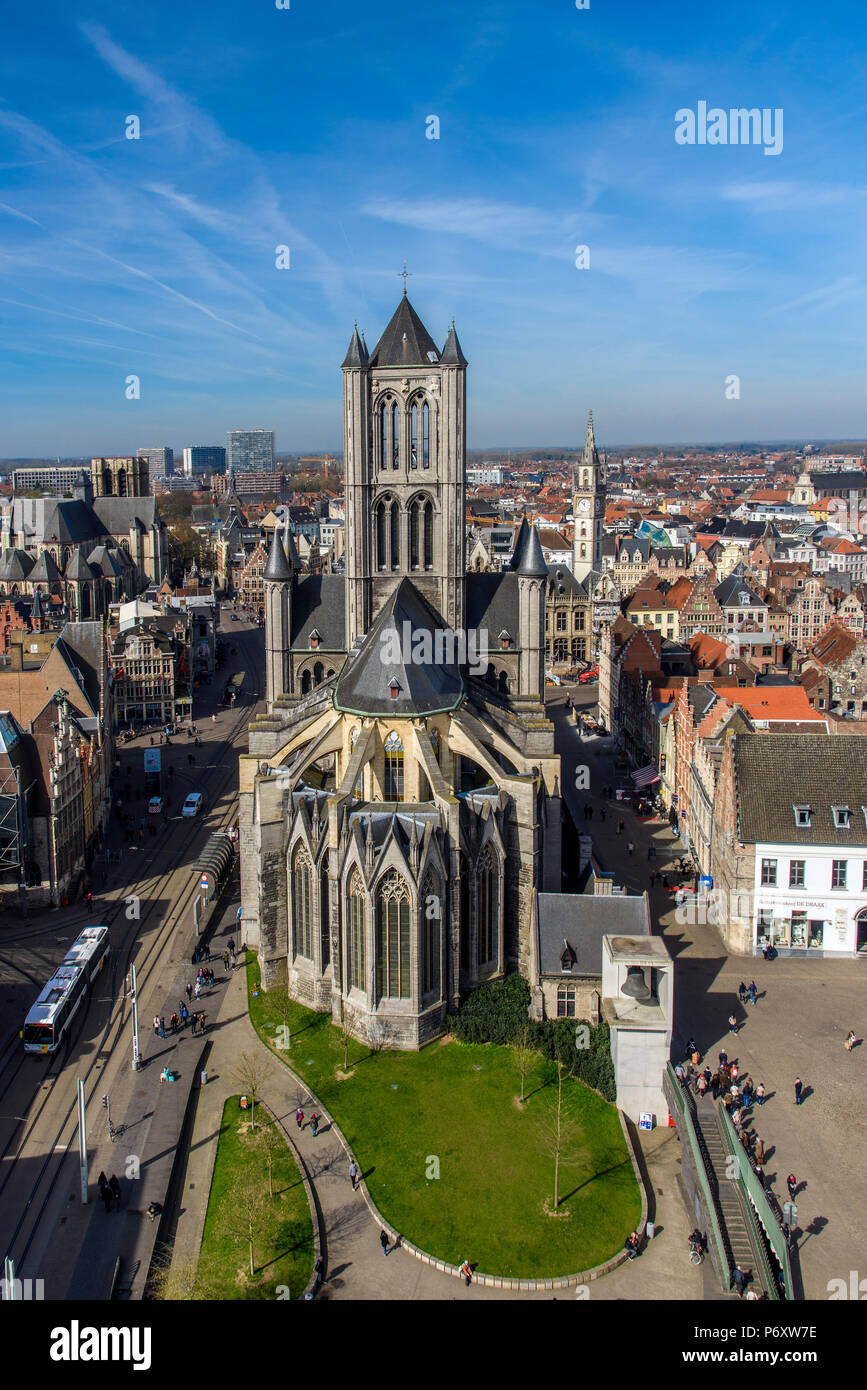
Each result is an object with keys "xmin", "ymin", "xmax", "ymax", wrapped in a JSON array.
[
  {"xmin": 197, "ymin": 1096, "xmax": 314, "ymax": 1299},
  {"xmin": 247, "ymin": 956, "xmax": 641, "ymax": 1277}
]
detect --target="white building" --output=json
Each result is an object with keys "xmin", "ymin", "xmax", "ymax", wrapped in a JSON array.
[{"xmin": 467, "ymin": 465, "xmax": 505, "ymax": 486}]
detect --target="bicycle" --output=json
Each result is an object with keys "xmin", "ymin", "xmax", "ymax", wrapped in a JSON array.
[
  {"xmin": 688, "ymin": 1243, "xmax": 704, "ymax": 1265},
  {"xmin": 108, "ymin": 1120, "xmax": 126, "ymax": 1143}
]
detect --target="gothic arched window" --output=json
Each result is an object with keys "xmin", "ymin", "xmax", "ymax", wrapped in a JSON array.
[
  {"xmin": 379, "ymin": 402, "xmax": 388, "ymax": 472},
  {"xmin": 390, "ymin": 500, "xmax": 400, "ymax": 571},
  {"xmin": 313, "ymin": 661, "xmax": 323, "ymax": 685},
  {"xmin": 410, "ymin": 400, "xmax": 419, "ymax": 469},
  {"xmin": 391, "ymin": 399, "xmax": 400, "ymax": 469},
  {"xmin": 477, "ymin": 846, "xmax": 498, "ymax": 966},
  {"xmin": 348, "ymin": 868, "xmax": 366, "ymax": 991},
  {"xmin": 301, "ymin": 669, "xmax": 312, "ymax": 694},
  {"xmin": 409, "ymin": 498, "xmax": 420, "ymax": 570},
  {"xmin": 292, "ymin": 845, "xmax": 313, "ymax": 960},
  {"xmin": 421, "ymin": 870, "xmax": 441, "ymax": 996},
  {"xmin": 422, "ymin": 401, "xmax": 430, "ymax": 468},
  {"xmin": 320, "ymin": 863, "xmax": 331, "ymax": 970},
  {"xmin": 375, "ymin": 500, "xmax": 387, "ymax": 571},
  {"xmin": 383, "ymin": 730, "xmax": 403, "ymax": 800},
  {"xmin": 376, "ymin": 869, "xmax": 410, "ymax": 999},
  {"xmin": 423, "ymin": 500, "xmax": 434, "ymax": 570}
]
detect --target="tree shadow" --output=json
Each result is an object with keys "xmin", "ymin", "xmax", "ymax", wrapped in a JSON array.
[{"xmin": 558, "ymin": 1155, "xmax": 632, "ymax": 1205}]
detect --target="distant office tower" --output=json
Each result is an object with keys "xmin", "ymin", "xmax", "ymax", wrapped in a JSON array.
[
  {"xmin": 91, "ymin": 456, "xmax": 149, "ymax": 498},
  {"xmin": 13, "ymin": 465, "xmax": 89, "ymax": 494},
  {"xmin": 183, "ymin": 445, "xmax": 227, "ymax": 477},
  {"xmin": 137, "ymin": 446, "xmax": 174, "ymax": 479},
  {"xmin": 227, "ymin": 429, "xmax": 274, "ymax": 476}
]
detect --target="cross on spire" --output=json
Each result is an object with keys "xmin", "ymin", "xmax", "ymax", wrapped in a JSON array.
[{"xmin": 398, "ymin": 260, "xmax": 412, "ymax": 296}]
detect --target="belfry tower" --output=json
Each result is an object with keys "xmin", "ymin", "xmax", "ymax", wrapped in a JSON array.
[
  {"xmin": 341, "ymin": 286, "xmax": 467, "ymax": 648},
  {"xmin": 572, "ymin": 412, "xmax": 605, "ymax": 583}
]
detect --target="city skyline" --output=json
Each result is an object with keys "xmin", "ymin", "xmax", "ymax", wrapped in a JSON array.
[{"xmin": 2, "ymin": 2, "xmax": 866, "ymax": 453}]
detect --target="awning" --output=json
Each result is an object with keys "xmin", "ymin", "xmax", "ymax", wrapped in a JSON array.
[{"xmin": 631, "ymin": 764, "xmax": 660, "ymax": 787}]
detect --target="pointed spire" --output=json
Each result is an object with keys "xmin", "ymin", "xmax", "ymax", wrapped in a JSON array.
[
  {"xmin": 283, "ymin": 519, "xmax": 300, "ymax": 570},
  {"xmin": 510, "ymin": 514, "xmax": 548, "ymax": 578},
  {"xmin": 440, "ymin": 320, "xmax": 467, "ymax": 365},
  {"xmin": 365, "ymin": 815, "xmax": 375, "ymax": 867},
  {"xmin": 263, "ymin": 525, "xmax": 292, "ymax": 582},
  {"xmin": 342, "ymin": 322, "xmax": 369, "ymax": 368}
]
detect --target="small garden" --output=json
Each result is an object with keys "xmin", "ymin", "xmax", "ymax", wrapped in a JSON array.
[{"xmin": 247, "ymin": 959, "xmax": 640, "ymax": 1277}]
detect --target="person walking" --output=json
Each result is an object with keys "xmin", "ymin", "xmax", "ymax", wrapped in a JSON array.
[
  {"xmin": 730, "ymin": 1062, "xmax": 739, "ymax": 1083},
  {"xmin": 794, "ymin": 1076, "xmax": 803, "ymax": 1106},
  {"xmin": 109, "ymin": 1174, "xmax": 121, "ymax": 1207},
  {"xmin": 222, "ymin": 950, "xmax": 230, "ymax": 972},
  {"xmin": 674, "ymin": 1062, "xmax": 685, "ymax": 1087},
  {"xmin": 185, "ymin": 981, "xmax": 193, "ymax": 1002},
  {"xmin": 460, "ymin": 1259, "xmax": 472, "ymax": 1286},
  {"xmin": 101, "ymin": 1179, "xmax": 113, "ymax": 1213},
  {"xmin": 755, "ymin": 1165, "xmax": 766, "ymax": 1189},
  {"xmin": 180, "ymin": 1004, "xmax": 189, "ymax": 1029},
  {"xmin": 199, "ymin": 1012, "xmax": 207, "ymax": 1035},
  {"xmin": 194, "ymin": 980, "xmax": 201, "ymax": 1000},
  {"xmin": 310, "ymin": 1113, "xmax": 320, "ymax": 1137},
  {"xmin": 755, "ymin": 1082, "xmax": 765, "ymax": 1105},
  {"xmin": 380, "ymin": 1230, "xmax": 390, "ymax": 1258},
  {"xmin": 738, "ymin": 982, "xmax": 747, "ymax": 1005},
  {"xmin": 786, "ymin": 1173, "xmax": 797, "ymax": 1199},
  {"xmin": 845, "ymin": 1029, "xmax": 856, "ymax": 1052},
  {"xmin": 295, "ymin": 1108, "xmax": 304, "ymax": 1130},
  {"xmin": 627, "ymin": 840, "xmax": 634, "ymax": 856},
  {"xmin": 728, "ymin": 1012, "xmax": 739, "ymax": 1035},
  {"xmin": 152, "ymin": 1015, "xmax": 160, "ymax": 1035},
  {"xmin": 749, "ymin": 980, "xmax": 757, "ymax": 1004},
  {"xmin": 731, "ymin": 1265, "xmax": 749, "ymax": 1297},
  {"xmin": 170, "ymin": 1012, "xmax": 178, "ymax": 1035},
  {"xmin": 711, "ymin": 1070, "xmax": 720, "ymax": 1101},
  {"xmin": 159, "ymin": 1017, "xmax": 166, "ymax": 1039},
  {"xmin": 718, "ymin": 1048, "xmax": 728, "ymax": 1069},
  {"xmin": 349, "ymin": 1160, "xmax": 359, "ymax": 1191},
  {"xmin": 741, "ymin": 1081, "xmax": 753, "ymax": 1108},
  {"xmin": 754, "ymin": 1136, "xmax": 765, "ymax": 1165}
]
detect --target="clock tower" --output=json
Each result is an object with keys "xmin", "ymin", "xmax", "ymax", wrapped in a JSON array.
[{"xmin": 572, "ymin": 410, "xmax": 605, "ymax": 583}]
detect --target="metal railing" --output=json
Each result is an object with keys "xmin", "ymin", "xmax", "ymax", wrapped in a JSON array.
[{"xmin": 665, "ymin": 1064, "xmax": 730, "ymax": 1278}]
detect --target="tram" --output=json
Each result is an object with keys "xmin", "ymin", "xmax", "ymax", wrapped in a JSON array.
[{"xmin": 22, "ymin": 926, "xmax": 111, "ymax": 1055}]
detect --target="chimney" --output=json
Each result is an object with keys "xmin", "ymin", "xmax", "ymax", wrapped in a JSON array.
[{"xmin": 10, "ymin": 642, "xmax": 23, "ymax": 672}]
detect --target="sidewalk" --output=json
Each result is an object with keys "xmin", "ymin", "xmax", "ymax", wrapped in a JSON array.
[{"xmin": 172, "ymin": 907, "xmax": 704, "ymax": 1301}]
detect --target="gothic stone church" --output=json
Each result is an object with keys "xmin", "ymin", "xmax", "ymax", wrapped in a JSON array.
[{"xmin": 239, "ymin": 295, "xmax": 566, "ymax": 1048}]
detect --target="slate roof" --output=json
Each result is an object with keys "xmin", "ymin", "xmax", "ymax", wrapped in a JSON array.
[
  {"xmin": 341, "ymin": 324, "xmax": 370, "ymax": 369},
  {"xmin": 28, "ymin": 550, "xmax": 62, "ymax": 583},
  {"xmin": 714, "ymin": 574, "xmax": 765, "ymax": 608},
  {"xmin": 734, "ymin": 733, "xmax": 867, "ymax": 845},
  {"xmin": 290, "ymin": 574, "xmax": 346, "ymax": 649},
  {"xmin": 465, "ymin": 572, "xmax": 520, "ymax": 643},
  {"xmin": 55, "ymin": 622, "xmax": 104, "ymax": 716},
  {"xmin": 368, "ymin": 296, "xmax": 441, "ymax": 368},
  {"xmin": 510, "ymin": 517, "xmax": 548, "ymax": 577},
  {"xmin": 440, "ymin": 322, "xmax": 467, "ymax": 366},
  {"xmin": 334, "ymin": 578, "xmax": 464, "ymax": 717},
  {"xmin": 0, "ymin": 549, "xmax": 35, "ymax": 582},
  {"xmin": 91, "ymin": 496, "xmax": 161, "ymax": 533},
  {"xmin": 263, "ymin": 527, "xmax": 293, "ymax": 582},
  {"xmin": 537, "ymin": 892, "xmax": 651, "ymax": 976},
  {"xmin": 65, "ymin": 550, "xmax": 96, "ymax": 581}
]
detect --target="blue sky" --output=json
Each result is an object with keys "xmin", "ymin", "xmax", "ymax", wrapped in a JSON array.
[{"xmin": 1, "ymin": 0, "xmax": 865, "ymax": 455}]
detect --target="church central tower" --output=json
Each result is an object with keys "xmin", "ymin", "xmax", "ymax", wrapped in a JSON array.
[
  {"xmin": 572, "ymin": 412, "xmax": 605, "ymax": 583},
  {"xmin": 342, "ymin": 292, "xmax": 467, "ymax": 647}
]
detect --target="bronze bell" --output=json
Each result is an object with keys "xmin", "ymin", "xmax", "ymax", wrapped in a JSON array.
[{"xmin": 622, "ymin": 965, "xmax": 652, "ymax": 1002}]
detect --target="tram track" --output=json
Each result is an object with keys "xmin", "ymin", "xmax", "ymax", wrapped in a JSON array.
[{"xmin": 0, "ymin": 628, "xmax": 262, "ymax": 1274}]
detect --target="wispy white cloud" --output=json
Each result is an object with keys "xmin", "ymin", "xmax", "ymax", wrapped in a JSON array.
[{"xmin": 720, "ymin": 180, "xmax": 867, "ymax": 210}]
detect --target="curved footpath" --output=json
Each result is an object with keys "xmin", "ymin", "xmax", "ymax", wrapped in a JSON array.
[{"xmin": 170, "ymin": 906, "xmax": 704, "ymax": 1300}]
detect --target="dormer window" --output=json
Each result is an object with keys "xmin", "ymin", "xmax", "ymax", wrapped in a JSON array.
[
  {"xmin": 387, "ymin": 676, "xmax": 402, "ymax": 700},
  {"xmin": 499, "ymin": 630, "xmax": 512, "ymax": 650},
  {"xmin": 832, "ymin": 806, "xmax": 851, "ymax": 829},
  {"xmin": 560, "ymin": 940, "xmax": 575, "ymax": 972},
  {"xmin": 794, "ymin": 805, "xmax": 811, "ymax": 828},
  {"xmin": 309, "ymin": 629, "xmax": 321, "ymax": 649}
]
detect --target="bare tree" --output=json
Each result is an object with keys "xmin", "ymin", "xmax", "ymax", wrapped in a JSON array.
[
  {"xmin": 149, "ymin": 1247, "xmax": 219, "ymax": 1301},
  {"xmin": 231, "ymin": 1050, "xmax": 274, "ymax": 1131},
  {"xmin": 510, "ymin": 1023, "xmax": 538, "ymax": 1103},
  {"xmin": 251, "ymin": 1114, "xmax": 285, "ymax": 1198},
  {"xmin": 538, "ymin": 1061, "xmax": 584, "ymax": 1209},
  {"xmin": 218, "ymin": 1167, "xmax": 271, "ymax": 1278}
]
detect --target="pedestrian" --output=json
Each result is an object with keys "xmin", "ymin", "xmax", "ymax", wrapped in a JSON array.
[
  {"xmin": 786, "ymin": 1173, "xmax": 797, "ymax": 1199},
  {"xmin": 625, "ymin": 1231, "xmax": 640, "ymax": 1260},
  {"xmin": 229, "ymin": 935, "xmax": 236, "ymax": 954},
  {"xmin": 618, "ymin": 818, "xmax": 625, "ymax": 835},
  {"xmin": 380, "ymin": 1230, "xmax": 390, "ymax": 1257},
  {"xmin": 754, "ymin": 1136, "xmax": 765, "ymax": 1165},
  {"xmin": 101, "ymin": 1181, "xmax": 113, "ymax": 1213},
  {"xmin": 98, "ymin": 1170, "xmax": 108, "ymax": 1195},
  {"xmin": 627, "ymin": 841, "xmax": 634, "ymax": 855},
  {"xmin": 195, "ymin": 980, "xmax": 201, "ymax": 1000},
  {"xmin": 170, "ymin": 1012, "xmax": 178, "ymax": 1034},
  {"xmin": 674, "ymin": 1062, "xmax": 685, "ymax": 1087},
  {"xmin": 153, "ymin": 1015, "xmax": 160, "ymax": 1035},
  {"xmin": 755, "ymin": 1165, "xmax": 766, "ymax": 1189},
  {"xmin": 212, "ymin": 713, "xmax": 216, "ymax": 723},
  {"xmin": 711, "ymin": 1071, "xmax": 720, "ymax": 1100},
  {"xmin": 728, "ymin": 1013, "xmax": 739, "ymax": 1035},
  {"xmin": 845, "ymin": 1029, "xmax": 856, "ymax": 1052},
  {"xmin": 199, "ymin": 1012, "xmax": 207, "ymax": 1035},
  {"xmin": 739, "ymin": 1129, "xmax": 751, "ymax": 1152},
  {"xmin": 349, "ymin": 1160, "xmax": 359, "ymax": 1190},
  {"xmin": 749, "ymin": 980, "xmax": 757, "ymax": 1004},
  {"xmin": 180, "ymin": 1004, "xmax": 189, "ymax": 1028},
  {"xmin": 222, "ymin": 950, "xmax": 230, "ymax": 971},
  {"xmin": 186, "ymin": 981, "xmax": 192, "ymax": 1002},
  {"xmin": 718, "ymin": 1048, "xmax": 728, "ymax": 1069},
  {"xmin": 794, "ymin": 1077, "xmax": 803, "ymax": 1106},
  {"xmin": 191, "ymin": 1013, "xmax": 199, "ymax": 1036},
  {"xmin": 460, "ymin": 1259, "xmax": 472, "ymax": 1286},
  {"xmin": 741, "ymin": 1081, "xmax": 752, "ymax": 1108},
  {"xmin": 159, "ymin": 1017, "xmax": 166, "ymax": 1039},
  {"xmin": 697, "ymin": 1075, "xmax": 707, "ymax": 1098},
  {"xmin": 730, "ymin": 1062, "xmax": 739, "ymax": 1083},
  {"xmin": 109, "ymin": 1174, "xmax": 121, "ymax": 1206},
  {"xmin": 738, "ymin": 981, "xmax": 747, "ymax": 1005},
  {"xmin": 731, "ymin": 1265, "xmax": 748, "ymax": 1297},
  {"xmin": 600, "ymin": 807, "xmax": 606, "ymax": 821},
  {"xmin": 310, "ymin": 1113, "xmax": 319, "ymax": 1136},
  {"xmin": 755, "ymin": 1082, "xmax": 765, "ymax": 1105}
]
